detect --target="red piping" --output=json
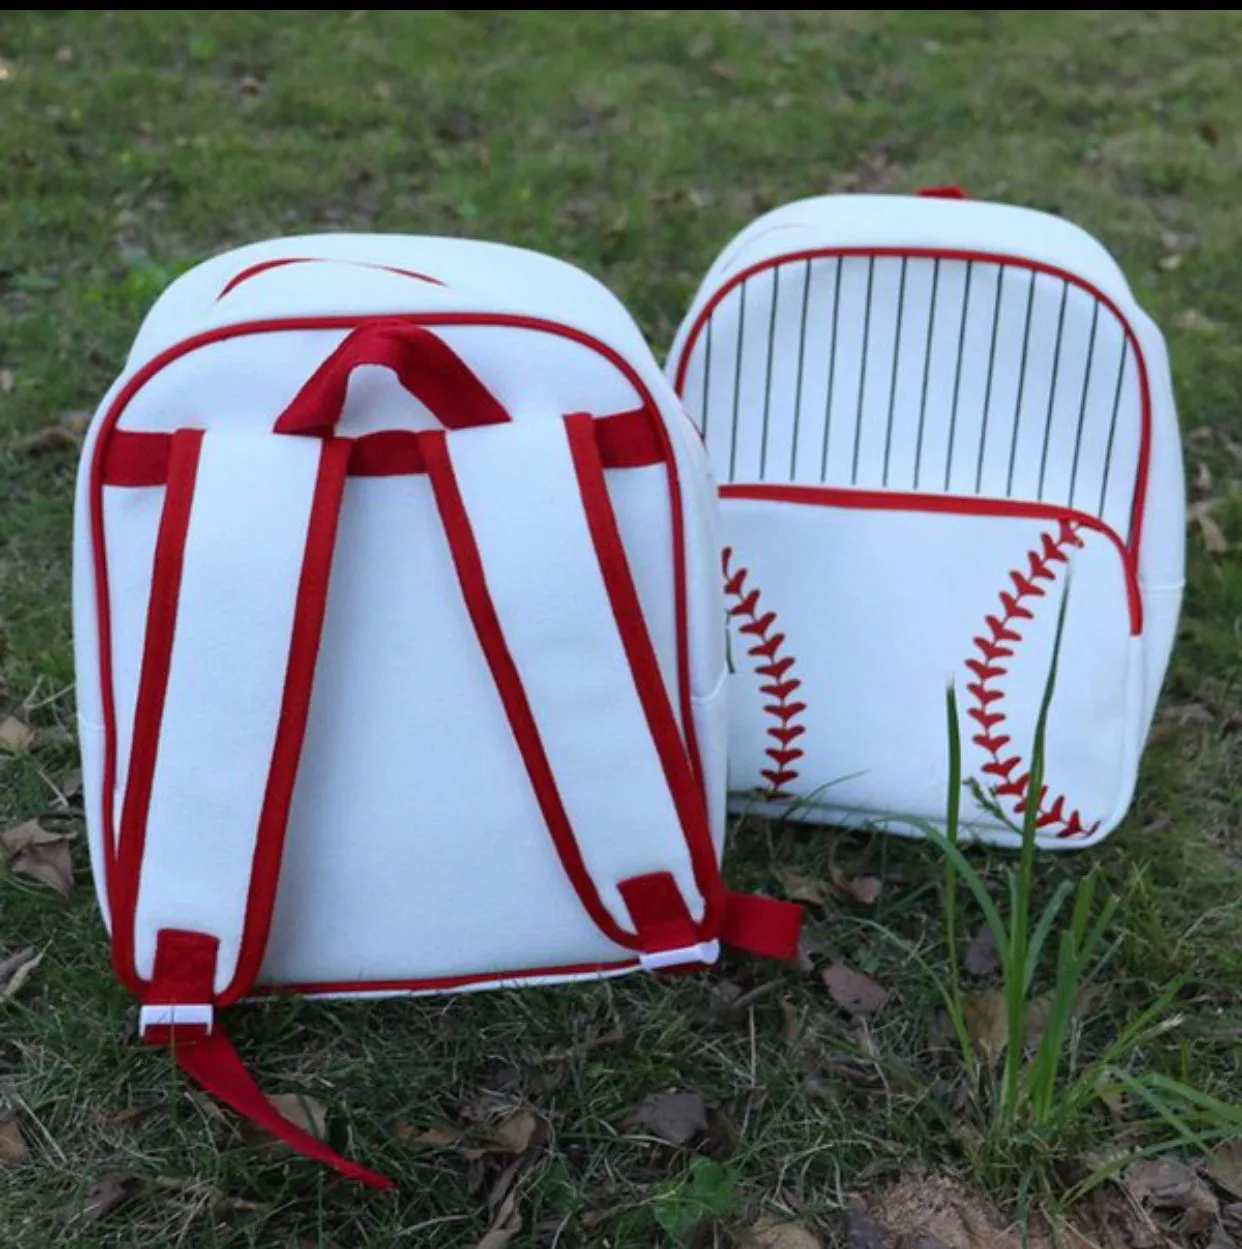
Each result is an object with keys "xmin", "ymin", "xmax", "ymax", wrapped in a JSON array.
[
  {"xmin": 671, "ymin": 245, "xmax": 1153, "ymax": 567},
  {"xmin": 721, "ymin": 484, "xmax": 1142, "ymax": 635},
  {"xmin": 217, "ymin": 256, "xmax": 444, "ymax": 300}
]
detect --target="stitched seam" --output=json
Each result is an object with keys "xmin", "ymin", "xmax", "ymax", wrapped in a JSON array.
[
  {"xmin": 722, "ymin": 547, "xmax": 805, "ymax": 799},
  {"xmin": 966, "ymin": 519, "xmax": 1099, "ymax": 839}
]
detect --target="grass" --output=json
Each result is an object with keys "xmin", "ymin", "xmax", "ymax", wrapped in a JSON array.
[{"xmin": 1, "ymin": 9, "xmax": 1240, "ymax": 1248}]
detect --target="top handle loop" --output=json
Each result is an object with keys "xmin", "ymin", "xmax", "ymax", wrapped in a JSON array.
[{"xmin": 275, "ymin": 319, "xmax": 512, "ymax": 436}]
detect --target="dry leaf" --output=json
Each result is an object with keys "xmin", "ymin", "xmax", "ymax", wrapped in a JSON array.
[
  {"xmin": 0, "ymin": 946, "xmax": 43, "ymax": 1003},
  {"xmin": 775, "ymin": 867, "xmax": 834, "ymax": 908},
  {"xmin": 627, "ymin": 1089, "xmax": 709, "ymax": 1146},
  {"xmin": 1188, "ymin": 500, "xmax": 1229, "ymax": 554},
  {"xmin": 20, "ymin": 410, "xmax": 90, "ymax": 456},
  {"xmin": 2, "ymin": 821, "xmax": 74, "ymax": 898},
  {"xmin": 1175, "ymin": 308, "xmax": 1222, "ymax": 335},
  {"xmin": 0, "ymin": 369, "xmax": 13, "ymax": 392},
  {"xmin": 878, "ymin": 1175, "xmax": 1045, "ymax": 1249},
  {"xmin": 395, "ymin": 1123, "xmax": 466, "ymax": 1149},
  {"xmin": 0, "ymin": 1116, "xmax": 30, "ymax": 1166},
  {"xmin": 79, "ymin": 1172, "xmax": 143, "ymax": 1226},
  {"xmin": 1125, "ymin": 1158, "xmax": 1219, "ymax": 1236},
  {"xmin": 488, "ymin": 1106, "xmax": 547, "ymax": 1156},
  {"xmin": 0, "ymin": 716, "xmax": 35, "ymax": 752},
  {"xmin": 962, "ymin": 991, "xmax": 1009, "ymax": 1064},
  {"xmin": 1207, "ymin": 1141, "xmax": 1242, "ymax": 1200},
  {"xmin": 474, "ymin": 1184, "xmax": 522, "ymax": 1249},
  {"xmin": 840, "ymin": 1205, "xmax": 891, "ymax": 1248},
  {"xmin": 1158, "ymin": 253, "xmax": 1184, "ymax": 272},
  {"xmin": 740, "ymin": 1217, "xmax": 823, "ymax": 1248},
  {"xmin": 829, "ymin": 865, "xmax": 883, "ymax": 907},
  {"xmin": 962, "ymin": 926, "xmax": 1001, "ymax": 978},
  {"xmin": 822, "ymin": 963, "xmax": 890, "ymax": 1017},
  {"xmin": 242, "ymin": 1094, "xmax": 328, "ymax": 1152}
]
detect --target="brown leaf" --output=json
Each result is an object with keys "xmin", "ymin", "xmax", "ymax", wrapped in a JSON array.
[
  {"xmin": 1175, "ymin": 308, "xmax": 1223, "ymax": 335},
  {"xmin": 0, "ymin": 716, "xmax": 35, "ymax": 752},
  {"xmin": 823, "ymin": 963, "xmax": 890, "ymax": 1017},
  {"xmin": 775, "ymin": 867, "xmax": 835, "ymax": 908},
  {"xmin": 962, "ymin": 925, "xmax": 1001, "ymax": 978},
  {"xmin": 962, "ymin": 991, "xmax": 1009, "ymax": 1064},
  {"xmin": 394, "ymin": 1123, "xmax": 466, "ymax": 1149},
  {"xmin": 241, "ymin": 1094, "xmax": 328, "ymax": 1152},
  {"xmin": 0, "ymin": 946, "xmax": 43, "ymax": 1003},
  {"xmin": 0, "ymin": 1116, "xmax": 30, "ymax": 1166},
  {"xmin": 1207, "ymin": 1141, "xmax": 1242, "ymax": 1199},
  {"xmin": 0, "ymin": 369, "xmax": 13, "ymax": 393},
  {"xmin": 1125, "ymin": 1158, "xmax": 1219, "ymax": 1236},
  {"xmin": 79, "ymin": 1172, "xmax": 143, "ymax": 1226},
  {"xmin": 2, "ymin": 821, "xmax": 74, "ymax": 898},
  {"xmin": 1188, "ymin": 500, "xmax": 1229, "ymax": 554},
  {"xmin": 20, "ymin": 410, "xmax": 90, "ymax": 456},
  {"xmin": 1158, "ymin": 253, "xmax": 1184, "ymax": 272},
  {"xmin": 499, "ymin": 1106, "xmax": 549, "ymax": 1155},
  {"xmin": 627, "ymin": 1089, "xmax": 709, "ymax": 1146},
  {"xmin": 740, "ymin": 1217, "xmax": 823, "ymax": 1248},
  {"xmin": 474, "ymin": 1157, "xmax": 527, "ymax": 1249},
  {"xmin": 829, "ymin": 864, "xmax": 883, "ymax": 907}
]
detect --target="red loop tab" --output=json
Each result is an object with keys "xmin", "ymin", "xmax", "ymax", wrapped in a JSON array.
[
  {"xmin": 720, "ymin": 891, "xmax": 803, "ymax": 962},
  {"xmin": 618, "ymin": 872, "xmax": 702, "ymax": 954},
  {"xmin": 143, "ymin": 931, "xmax": 395, "ymax": 1191}
]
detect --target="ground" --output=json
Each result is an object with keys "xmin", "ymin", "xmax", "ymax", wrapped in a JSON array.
[{"xmin": 1, "ymin": 10, "xmax": 1240, "ymax": 1249}]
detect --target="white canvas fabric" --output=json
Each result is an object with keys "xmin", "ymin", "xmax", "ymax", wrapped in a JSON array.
[
  {"xmin": 74, "ymin": 235, "xmax": 801, "ymax": 1185},
  {"xmin": 667, "ymin": 191, "xmax": 1185, "ymax": 849}
]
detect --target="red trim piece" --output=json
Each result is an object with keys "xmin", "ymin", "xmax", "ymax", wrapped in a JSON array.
[
  {"xmin": 721, "ymin": 484, "xmax": 1142, "ymax": 635},
  {"xmin": 218, "ymin": 256, "xmax": 443, "ymax": 300},
  {"xmin": 721, "ymin": 546, "xmax": 804, "ymax": 796},
  {"xmin": 145, "ymin": 930, "xmax": 394, "ymax": 1190},
  {"xmin": 101, "ymin": 409, "xmax": 663, "ymax": 487},
  {"xmin": 565, "ymin": 413, "xmax": 724, "ymax": 936},
  {"xmin": 419, "ymin": 428, "xmax": 641, "ymax": 951},
  {"xmin": 275, "ymin": 319, "xmax": 511, "ymax": 436},
  {"xmin": 720, "ymin": 891, "xmax": 803, "ymax": 961},
  {"xmin": 672, "ymin": 246, "xmax": 1154, "ymax": 566},
  {"xmin": 917, "ymin": 185, "xmax": 968, "ymax": 199},
  {"xmin": 967, "ymin": 519, "xmax": 1100, "ymax": 840},
  {"xmin": 89, "ymin": 314, "xmax": 698, "ymax": 904},
  {"xmin": 618, "ymin": 872, "xmax": 699, "ymax": 955},
  {"xmin": 222, "ymin": 439, "xmax": 351, "ymax": 1005},
  {"xmin": 111, "ymin": 430, "xmax": 203, "ymax": 993}
]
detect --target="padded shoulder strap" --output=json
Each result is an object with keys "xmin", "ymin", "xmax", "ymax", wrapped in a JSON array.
[
  {"xmin": 111, "ymin": 428, "xmax": 349, "ymax": 1002},
  {"xmin": 422, "ymin": 412, "xmax": 753, "ymax": 960}
]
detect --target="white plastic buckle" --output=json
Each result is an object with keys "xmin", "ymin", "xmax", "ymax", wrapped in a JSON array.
[
  {"xmin": 138, "ymin": 1003, "xmax": 215, "ymax": 1038},
  {"xmin": 639, "ymin": 940, "xmax": 721, "ymax": 974}
]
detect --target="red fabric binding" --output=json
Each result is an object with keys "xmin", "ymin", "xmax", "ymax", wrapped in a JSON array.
[
  {"xmin": 222, "ymin": 438, "xmax": 352, "ymax": 1005},
  {"xmin": 721, "ymin": 891, "xmax": 803, "ymax": 962},
  {"xmin": 145, "ymin": 930, "xmax": 394, "ymax": 1190},
  {"xmin": 99, "ymin": 409, "xmax": 664, "ymax": 487},
  {"xmin": 218, "ymin": 256, "xmax": 443, "ymax": 300},
  {"xmin": 564, "ymin": 413, "xmax": 726, "ymax": 936},
  {"xmin": 419, "ymin": 427, "xmax": 642, "ymax": 951},
  {"xmin": 111, "ymin": 430, "xmax": 204, "ymax": 993},
  {"xmin": 274, "ymin": 319, "xmax": 511, "ymax": 436}
]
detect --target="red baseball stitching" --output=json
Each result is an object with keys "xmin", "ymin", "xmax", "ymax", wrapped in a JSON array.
[
  {"xmin": 722, "ymin": 547, "xmax": 805, "ymax": 798},
  {"xmin": 966, "ymin": 519, "xmax": 1098, "ymax": 839}
]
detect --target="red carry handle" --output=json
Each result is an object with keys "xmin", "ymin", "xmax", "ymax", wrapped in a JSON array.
[
  {"xmin": 916, "ymin": 185, "xmax": 969, "ymax": 199},
  {"xmin": 275, "ymin": 319, "xmax": 512, "ymax": 435}
]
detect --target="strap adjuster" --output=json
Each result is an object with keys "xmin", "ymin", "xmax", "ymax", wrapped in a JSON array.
[
  {"xmin": 139, "ymin": 1002, "xmax": 214, "ymax": 1041},
  {"xmin": 639, "ymin": 939, "xmax": 720, "ymax": 973}
]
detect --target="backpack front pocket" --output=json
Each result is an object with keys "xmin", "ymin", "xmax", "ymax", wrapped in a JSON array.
[{"xmin": 721, "ymin": 487, "xmax": 1142, "ymax": 848}]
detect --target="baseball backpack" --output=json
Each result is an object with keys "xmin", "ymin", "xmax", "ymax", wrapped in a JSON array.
[
  {"xmin": 667, "ymin": 190, "xmax": 1185, "ymax": 849},
  {"xmin": 74, "ymin": 234, "xmax": 802, "ymax": 1186}
]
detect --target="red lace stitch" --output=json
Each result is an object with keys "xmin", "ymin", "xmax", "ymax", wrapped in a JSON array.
[
  {"xmin": 722, "ymin": 548, "xmax": 805, "ymax": 798},
  {"xmin": 965, "ymin": 519, "xmax": 1098, "ymax": 839}
]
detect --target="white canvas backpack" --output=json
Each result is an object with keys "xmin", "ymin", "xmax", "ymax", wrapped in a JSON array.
[
  {"xmin": 73, "ymin": 235, "xmax": 802, "ymax": 1186},
  {"xmin": 667, "ymin": 190, "xmax": 1185, "ymax": 849}
]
